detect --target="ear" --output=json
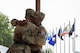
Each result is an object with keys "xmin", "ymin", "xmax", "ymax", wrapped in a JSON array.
[{"xmin": 11, "ymin": 19, "xmax": 18, "ymax": 26}]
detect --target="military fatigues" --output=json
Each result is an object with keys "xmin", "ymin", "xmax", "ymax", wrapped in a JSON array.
[
  {"xmin": 22, "ymin": 21, "xmax": 46, "ymax": 53},
  {"xmin": 7, "ymin": 20, "xmax": 46, "ymax": 53},
  {"xmin": 29, "ymin": 25, "xmax": 46, "ymax": 53},
  {"xmin": 6, "ymin": 20, "xmax": 31, "ymax": 53},
  {"xmin": 6, "ymin": 44, "xmax": 31, "ymax": 53},
  {"xmin": 7, "ymin": 9, "xmax": 46, "ymax": 53}
]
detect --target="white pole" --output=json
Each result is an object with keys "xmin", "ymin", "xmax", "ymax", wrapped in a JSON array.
[
  {"xmin": 52, "ymin": 29, "xmax": 54, "ymax": 53},
  {"xmin": 56, "ymin": 27, "xmax": 57, "ymax": 53},
  {"xmin": 64, "ymin": 23, "xmax": 65, "ymax": 53},
  {"xmin": 72, "ymin": 37, "xmax": 74, "ymax": 52},
  {"xmin": 46, "ymin": 31, "xmax": 49, "ymax": 53},
  {"xmin": 72, "ymin": 18, "xmax": 76, "ymax": 53},
  {"xmin": 72, "ymin": 35, "xmax": 77, "ymax": 52},
  {"xmin": 60, "ymin": 26, "xmax": 61, "ymax": 53},
  {"xmin": 69, "ymin": 21, "xmax": 71, "ymax": 53}
]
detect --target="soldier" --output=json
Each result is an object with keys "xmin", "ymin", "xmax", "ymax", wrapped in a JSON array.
[
  {"xmin": 6, "ymin": 9, "xmax": 35, "ymax": 53},
  {"xmin": 22, "ymin": 11, "xmax": 46, "ymax": 53},
  {"xmin": 7, "ymin": 8, "xmax": 46, "ymax": 53}
]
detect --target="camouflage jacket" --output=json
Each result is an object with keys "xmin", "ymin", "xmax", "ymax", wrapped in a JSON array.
[
  {"xmin": 22, "ymin": 22, "xmax": 46, "ymax": 46},
  {"xmin": 13, "ymin": 20, "xmax": 38, "ymax": 40}
]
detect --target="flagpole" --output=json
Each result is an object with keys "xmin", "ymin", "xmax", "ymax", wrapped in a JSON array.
[
  {"xmin": 73, "ymin": 18, "xmax": 76, "ymax": 53},
  {"xmin": 64, "ymin": 23, "xmax": 65, "ymax": 53},
  {"xmin": 47, "ymin": 30, "xmax": 51, "ymax": 53},
  {"xmin": 74, "ymin": 18, "xmax": 76, "ymax": 52},
  {"xmin": 49, "ymin": 30, "xmax": 51, "ymax": 53},
  {"xmin": 36, "ymin": 0, "xmax": 40, "ymax": 12},
  {"xmin": 52, "ymin": 29, "xmax": 54, "ymax": 53},
  {"xmin": 46, "ymin": 31, "xmax": 49, "ymax": 53},
  {"xmin": 56, "ymin": 27, "xmax": 57, "ymax": 53},
  {"xmin": 72, "ymin": 37, "xmax": 74, "ymax": 52},
  {"xmin": 69, "ymin": 21, "xmax": 71, "ymax": 53},
  {"xmin": 60, "ymin": 26, "xmax": 61, "ymax": 53},
  {"xmin": 48, "ymin": 30, "xmax": 52, "ymax": 53},
  {"xmin": 46, "ymin": 31, "xmax": 48, "ymax": 53}
]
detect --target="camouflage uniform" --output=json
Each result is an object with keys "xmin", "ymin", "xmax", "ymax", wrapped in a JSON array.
[
  {"xmin": 6, "ymin": 20, "xmax": 32, "ymax": 53},
  {"xmin": 22, "ymin": 11, "xmax": 46, "ymax": 53},
  {"xmin": 6, "ymin": 44, "xmax": 31, "ymax": 53},
  {"xmin": 7, "ymin": 9, "xmax": 46, "ymax": 53},
  {"xmin": 6, "ymin": 9, "xmax": 35, "ymax": 53}
]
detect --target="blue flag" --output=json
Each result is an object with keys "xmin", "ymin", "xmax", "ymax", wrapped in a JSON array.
[
  {"xmin": 47, "ymin": 36, "xmax": 52, "ymax": 40},
  {"xmin": 53, "ymin": 34, "xmax": 56, "ymax": 38},
  {"xmin": 48, "ymin": 34, "xmax": 56, "ymax": 46},
  {"xmin": 58, "ymin": 27, "xmax": 63, "ymax": 40},
  {"xmin": 48, "ymin": 40, "xmax": 56, "ymax": 46},
  {"xmin": 69, "ymin": 22, "xmax": 75, "ymax": 37}
]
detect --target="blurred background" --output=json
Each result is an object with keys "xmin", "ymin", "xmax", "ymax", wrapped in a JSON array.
[{"xmin": 0, "ymin": 0, "xmax": 80, "ymax": 53}]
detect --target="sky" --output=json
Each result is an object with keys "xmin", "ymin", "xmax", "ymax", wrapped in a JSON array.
[{"xmin": 0, "ymin": 0, "xmax": 80, "ymax": 53}]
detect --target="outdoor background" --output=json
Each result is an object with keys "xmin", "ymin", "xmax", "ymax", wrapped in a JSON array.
[{"xmin": 0, "ymin": 0, "xmax": 80, "ymax": 53}]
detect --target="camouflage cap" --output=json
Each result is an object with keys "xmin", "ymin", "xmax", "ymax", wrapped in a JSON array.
[
  {"xmin": 25, "ymin": 8, "xmax": 34, "ymax": 18},
  {"xmin": 11, "ymin": 19, "xmax": 18, "ymax": 26},
  {"xmin": 39, "ymin": 12, "xmax": 45, "ymax": 20},
  {"xmin": 31, "ymin": 11, "xmax": 45, "ymax": 20}
]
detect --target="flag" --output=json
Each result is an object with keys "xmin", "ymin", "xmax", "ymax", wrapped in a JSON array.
[
  {"xmin": 58, "ymin": 27, "xmax": 63, "ymax": 40},
  {"xmin": 47, "ymin": 36, "xmax": 52, "ymax": 41},
  {"xmin": 48, "ymin": 34, "xmax": 56, "ymax": 46},
  {"xmin": 46, "ymin": 32, "xmax": 52, "ymax": 40},
  {"xmin": 53, "ymin": 34, "xmax": 56, "ymax": 37},
  {"xmin": 60, "ymin": 24, "xmax": 70, "ymax": 36},
  {"xmin": 69, "ymin": 22, "xmax": 75, "ymax": 37}
]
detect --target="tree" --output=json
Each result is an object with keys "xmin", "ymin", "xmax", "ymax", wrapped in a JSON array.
[{"xmin": 0, "ymin": 12, "xmax": 13, "ymax": 47}]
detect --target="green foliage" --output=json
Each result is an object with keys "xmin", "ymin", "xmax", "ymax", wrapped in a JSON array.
[
  {"xmin": 0, "ymin": 12, "xmax": 13, "ymax": 47},
  {"xmin": 42, "ymin": 48, "xmax": 53, "ymax": 53}
]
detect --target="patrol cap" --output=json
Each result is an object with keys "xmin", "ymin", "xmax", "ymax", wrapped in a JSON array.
[
  {"xmin": 11, "ymin": 19, "xmax": 18, "ymax": 26},
  {"xmin": 39, "ymin": 12, "xmax": 45, "ymax": 20},
  {"xmin": 31, "ymin": 11, "xmax": 45, "ymax": 20},
  {"xmin": 25, "ymin": 8, "xmax": 34, "ymax": 18}
]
